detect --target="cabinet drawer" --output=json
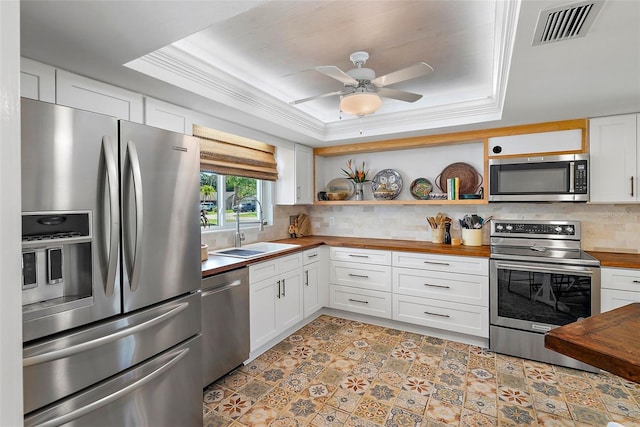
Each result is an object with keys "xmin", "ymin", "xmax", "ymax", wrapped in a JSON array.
[
  {"xmin": 329, "ymin": 285, "xmax": 391, "ymax": 319},
  {"xmin": 250, "ymin": 253, "xmax": 302, "ymax": 283},
  {"xmin": 601, "ymin": 289, "xmax": 640, "ymax": 313},
  {"xmin": 392, "ymin": 252, "xmax": 488, "ymax": 276},
  {"xmin": 392, "ymin": 294, "xmax": 489, "ymax": 338},
  {"xmin": 330, "ymin": 261, "xmax": 392, "ymax": 292},
  {"xmin": 303, "ymin": 248, "xmax": 321, "ymax": 265},
  {"xmin": 330, "ymin": 247, "xmax": 391, "ymax": 265},
  {"xmin": 393, "ymin": 267, "xmax": 488, "ymax": 306},
  {"xmin": 602, "ymin": 267, "xmax": 640, "ymax": 292}
]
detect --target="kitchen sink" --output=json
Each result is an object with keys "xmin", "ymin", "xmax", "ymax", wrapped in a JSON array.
[{"xmin": 211, "ymin": 242, "xmax": 300, "ymax": 259}]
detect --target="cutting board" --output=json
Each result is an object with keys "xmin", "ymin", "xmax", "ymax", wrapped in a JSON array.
[{"xmin": 296, "ymin": 213, "xmax": 311, "ymax": 237}]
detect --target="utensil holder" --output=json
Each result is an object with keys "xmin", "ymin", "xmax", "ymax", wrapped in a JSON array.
[
  {"xmin": 431, "ymin": 227, "xmax": 445, "ymax": 244},
  {"xmin": 462, "ymin": 229, "xmax": 482, "ymax": 246}
]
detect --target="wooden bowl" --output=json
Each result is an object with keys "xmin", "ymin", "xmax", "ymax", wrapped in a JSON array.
[{"xmin": 326, "ymin": 191, "xmax": 349, "ymax": 201}]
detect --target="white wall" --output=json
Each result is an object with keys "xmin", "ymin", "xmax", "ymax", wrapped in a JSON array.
[{"xmin": 0, "ymin": 0, "xmax": 24, "ymax": 424}]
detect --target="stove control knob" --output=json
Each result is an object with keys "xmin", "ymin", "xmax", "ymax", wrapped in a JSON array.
[
  {"xmin": 565, "ymin": 226, "xmax": 574, "ymax": 234},
  {"xmin": 554, "ymin": 226, "xmax": 563, "ymax": 233},
  {"xmin": 496, "ymin": 224, "xmax": 504, "ymax": 231},
  {"xmin": 505, "ymin": 225, "xmax": 513, "ymax": 231}
]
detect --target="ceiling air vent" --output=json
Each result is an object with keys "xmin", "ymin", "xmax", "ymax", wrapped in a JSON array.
[{"xmin": 532, "ymin": 0, "xmax": 604, "ymax": 46}]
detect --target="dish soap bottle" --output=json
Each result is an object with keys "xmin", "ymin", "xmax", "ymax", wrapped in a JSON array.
[{"xmin": 444, "ymin": 223, "xmax": 452, "ymax": 244}]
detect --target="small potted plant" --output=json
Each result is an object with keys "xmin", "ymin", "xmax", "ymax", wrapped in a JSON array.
[{"xmin": 342, "ymin": 159, "xmax": 370, "ymax": 200}]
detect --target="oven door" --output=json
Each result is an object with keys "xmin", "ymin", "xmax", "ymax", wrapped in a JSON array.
[{"xmin": 490, "ymin": 259, "xmax": 600, "ymax": 333}]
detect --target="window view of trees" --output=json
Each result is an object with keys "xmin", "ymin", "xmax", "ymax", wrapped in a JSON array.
[{"xmin": 200, "ymin": 172, "xmax": 261, "ymax": 230}]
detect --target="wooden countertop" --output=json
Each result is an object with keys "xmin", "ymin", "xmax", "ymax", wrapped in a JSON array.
[
  {"xmin": 586, "ymin": 251, "xmax": 640, "ymax": 269},
  {"xmin": 202, "ymin": 235, "xmax": 489, "ymax": 277},
  {"xmin": 545, "ymin": 303, "xmax": 640, "ymax": 383},
  {"xmin": 201, "ymin": 236, "xmax": 640, "ymax": 277}
]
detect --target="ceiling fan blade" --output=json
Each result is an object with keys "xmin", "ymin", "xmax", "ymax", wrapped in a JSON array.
[
  {"xmin": 372, "ymin": 62, "xmax": 434, "ymax": 87},
  {"xmin": 376, "ymin": 87, "xmax": 423, "ymax": 103},
  {"xmin": 290, "ymin": 89, "xmax": 346, "ymax": 105},
  {"xmin": 315, "ymin": 66, "xmax": 358, "ymax": 85}
]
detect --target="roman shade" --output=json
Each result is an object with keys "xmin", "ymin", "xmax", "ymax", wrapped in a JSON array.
[{"xmin": 193, "ymin": 125, "xmax": 278, "ymax": 181}]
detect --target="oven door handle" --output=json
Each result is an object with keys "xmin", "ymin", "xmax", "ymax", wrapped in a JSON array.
[{"xmin": 495, "ymin": 262, "xmax": 594, "ymax": 276}]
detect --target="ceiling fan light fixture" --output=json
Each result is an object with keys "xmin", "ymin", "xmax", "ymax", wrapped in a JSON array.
[{"xmin": 339, "ymin": 92, "xmax": 382, "ymax": 116}]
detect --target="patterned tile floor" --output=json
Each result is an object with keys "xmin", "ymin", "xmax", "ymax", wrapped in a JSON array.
[{"xmin": 203, "ymin": 315, "xmax": 640, "ymax": 426}]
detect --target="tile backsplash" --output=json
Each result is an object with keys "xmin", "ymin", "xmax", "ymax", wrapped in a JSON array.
[
  {"xmin": 309, "ymin": 203, "xmax": 640, "ymax": 253},
  {"xmin": 202, "ymin": 203, "xmax": 640, "ymax": 254}
]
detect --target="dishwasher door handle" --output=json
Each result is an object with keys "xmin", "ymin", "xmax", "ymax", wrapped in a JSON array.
[{"xmin": 201, "ymin": 280, "xmax": 242, "ymax": 298}]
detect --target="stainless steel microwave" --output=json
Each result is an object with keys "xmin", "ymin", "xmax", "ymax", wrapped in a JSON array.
[{"xmin": 489, "ymin": 154, "xmax": 588, "ymax": 202}]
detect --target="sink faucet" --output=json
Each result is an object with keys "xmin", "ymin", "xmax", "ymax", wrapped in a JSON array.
[{"xmin": 232, "ymin": 190, "xmax": 265, "ymax": 248}]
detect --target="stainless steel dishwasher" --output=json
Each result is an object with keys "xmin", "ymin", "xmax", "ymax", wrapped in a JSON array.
[{"xmin": 201, "ymin": 267, "xmax": 249, "ymax": 388}]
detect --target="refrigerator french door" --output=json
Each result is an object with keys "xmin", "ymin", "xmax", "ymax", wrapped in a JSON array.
[{"xmin": 21, "ymin": 98, "xmax": 202, "ymax": 424}]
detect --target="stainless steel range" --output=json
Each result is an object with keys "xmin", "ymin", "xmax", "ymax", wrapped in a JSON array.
[{"xmin": 489, "ymin": 220, "xmax": 600, "ymax": 372}]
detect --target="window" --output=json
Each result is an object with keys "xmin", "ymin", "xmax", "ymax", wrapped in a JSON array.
[{"xmin": 200, "ymin": 171, "xmax": 271, "ymax": 231}]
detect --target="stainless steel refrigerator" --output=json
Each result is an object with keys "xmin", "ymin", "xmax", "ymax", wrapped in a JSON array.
[{"xmin": 20, "ymin": 98, "xmax": 202, "ymax": 426}]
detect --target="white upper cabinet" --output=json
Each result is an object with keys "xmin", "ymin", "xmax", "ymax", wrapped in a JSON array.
[
  {"xmin": 20, "ymin": 58, "xmax": 55, "ymax": 103},
  {"xmin": 488, "ymin": 129, "xmax": 582, "ymax": 157},
  {"xmin": 144, "ymin": 97, "xmax": 194, "ymax": 135},
  {"xmin": 276, "ymin": 143, "xmax": 314, "ymax": 205},
  {"xmin": 589, "ymin": 114, "xmax": 640, "ymax": 203},
  {"xmin": 56, "ymin": 70, "xmax": 143, "ymax": 122}
]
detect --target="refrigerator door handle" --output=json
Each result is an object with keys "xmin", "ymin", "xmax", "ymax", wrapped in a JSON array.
[
  {"xmin": 125, "ymin": 140, "xmax": 144, "ymax": 293},
  {"xmin": 102, "ymin": 136, "xmax": 119, "ymax": 297},
  {"xmin": 23, "ymin": 302, "xmax": 189, "ymax": 367},
  {"xmin": 31, "ymin": 347, "xmax": 190, "ymax": 427}
]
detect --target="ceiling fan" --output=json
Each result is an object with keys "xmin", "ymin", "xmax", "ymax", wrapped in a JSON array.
[{"xmin": 290, "ymin": 51, "xmax": 434, "ymax": 116}]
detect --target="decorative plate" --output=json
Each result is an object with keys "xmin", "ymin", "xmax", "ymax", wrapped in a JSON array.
[
  {"xmin": 410, "ymin": 178, "xmax": 433, "ymax": 200},
  {"xmin": 326, "ymin": 178, "xmax": 355, "ymax": 200},
  {"xmin": 371, "ymin": 169, "xmax": 403, "ymax": 200}
]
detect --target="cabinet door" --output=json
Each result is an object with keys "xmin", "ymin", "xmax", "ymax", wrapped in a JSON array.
[
  {"xmin": 277, "ymin": 268, "xmax": 304, "ymax": 331},
  {"xmin": 144, "ymin": 97, "xmax": 194, "ymax": 134},
  {"xmin": 295, "ymin": 144, "xmax": 314, "ymax": 204},
  {"xmin": 20, "ymin": 57, "xmax": 55, "ymax": 102},
  {"xmin": 303, "ymin": 262, "xmax": 321, "ymax": 317},
  {"xmin": 275, "ymin": 144, "xmax": 314, "ymax": 205},
  {"xmin": 249, "ymin": 279, "xmax": 277, "ymax": 351},
  {"xmin": 589, "ymin": 114, "xmax": 639, "ymax": 202},
  {"xmin": 601, "ymin": 289, "xmax": 640, "ymax": 313},
  {"xmin": 56, "ymin": 70, "xmax": 143, "ymax": 122}
]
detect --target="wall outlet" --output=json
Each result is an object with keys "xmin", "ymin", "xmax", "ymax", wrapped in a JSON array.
[{"xmin": 329, "ymin": 216, "xmax": 335, "ymax": 226}]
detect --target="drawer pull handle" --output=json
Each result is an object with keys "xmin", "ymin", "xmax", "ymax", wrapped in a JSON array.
[
  {"xmin": 348, "ymin": 273, "xmax": 369, "ymax": 278},
  {"xmin": 307, "ymin": 253, "xmax": 318, "ymax": 258},
  {"xmin": 348, "ymin": 298, "xmax": 369, "ymax": 304},
  {"xmin": 424, "ymin": 311, "xmax": 450, "ymax": 318},
  {"xmin": 423, "ymin": 261, "xmax": 450, "ymax": 266},
  {"xmin": 633, "ymin": 280, "xmax": 640, "ymax": 284},
  {"xmin": 348, "ymin": 254, "xmax": 370, "ymax": 258},
  {"xmin": 424, "ymin": 283, "xmax": 451, "ymax": 289}
]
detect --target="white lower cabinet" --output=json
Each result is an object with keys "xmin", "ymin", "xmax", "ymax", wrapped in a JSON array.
[
  {"xmin": 601, "ymin": 267, "xmax": 640, "ymax": 312},
  {"xmin": 303, "ymin": 246, "xmax": 328, "ymax": 317},
  {"xmin": 330, "ymin": 285, "xmax": 392, "ymax": 318},
  {"xmin": 249, "ymin": 253, "xmax": 303, "ymax": 351},
  {"xmin": 392, "ymin": 251, "xmax": 489, "ymax": 339},
  {"xmin": 329, "ymin": 247, "xmax": 392, "ymax": 318},
  {"xmin": 392, "ymin": 294, "xmax": 488, "ymax": 338}
]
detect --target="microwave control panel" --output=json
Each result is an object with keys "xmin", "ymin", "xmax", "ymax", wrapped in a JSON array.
[{"xmin": 574, "ymin": 162, "xmax": 588, "ymax": 193}]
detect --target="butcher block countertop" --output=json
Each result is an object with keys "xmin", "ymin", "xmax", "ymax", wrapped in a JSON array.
[
  {"xmin": 202, "ymin": 235, "xmax": 640, "ymax": 277},
  {"xmin": 586, "ymin": 251, "xmax": 640, "ymax": 269},
  {"xmin": 545, "ymin": 303, "xmax": 640, "ymax": 383},
  {"xmin": 202, "ymin": 235, "xmax": 489, "ymax": 277}
]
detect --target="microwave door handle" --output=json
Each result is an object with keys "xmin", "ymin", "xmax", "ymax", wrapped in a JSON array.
[
  {"xmin": 125, "ymin": 140, "xmax": 144, "ymax": 293},
  {"xmin": 102, "ymin": 137, "xmax": 119, "ymax": 297},
  {"xmin": 30, "ymin": 347, "xmax": 189, "ymax": 427},
  {"xmin": 569, "ymin": 162, "xmax": 575, "ymax": 193}
]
